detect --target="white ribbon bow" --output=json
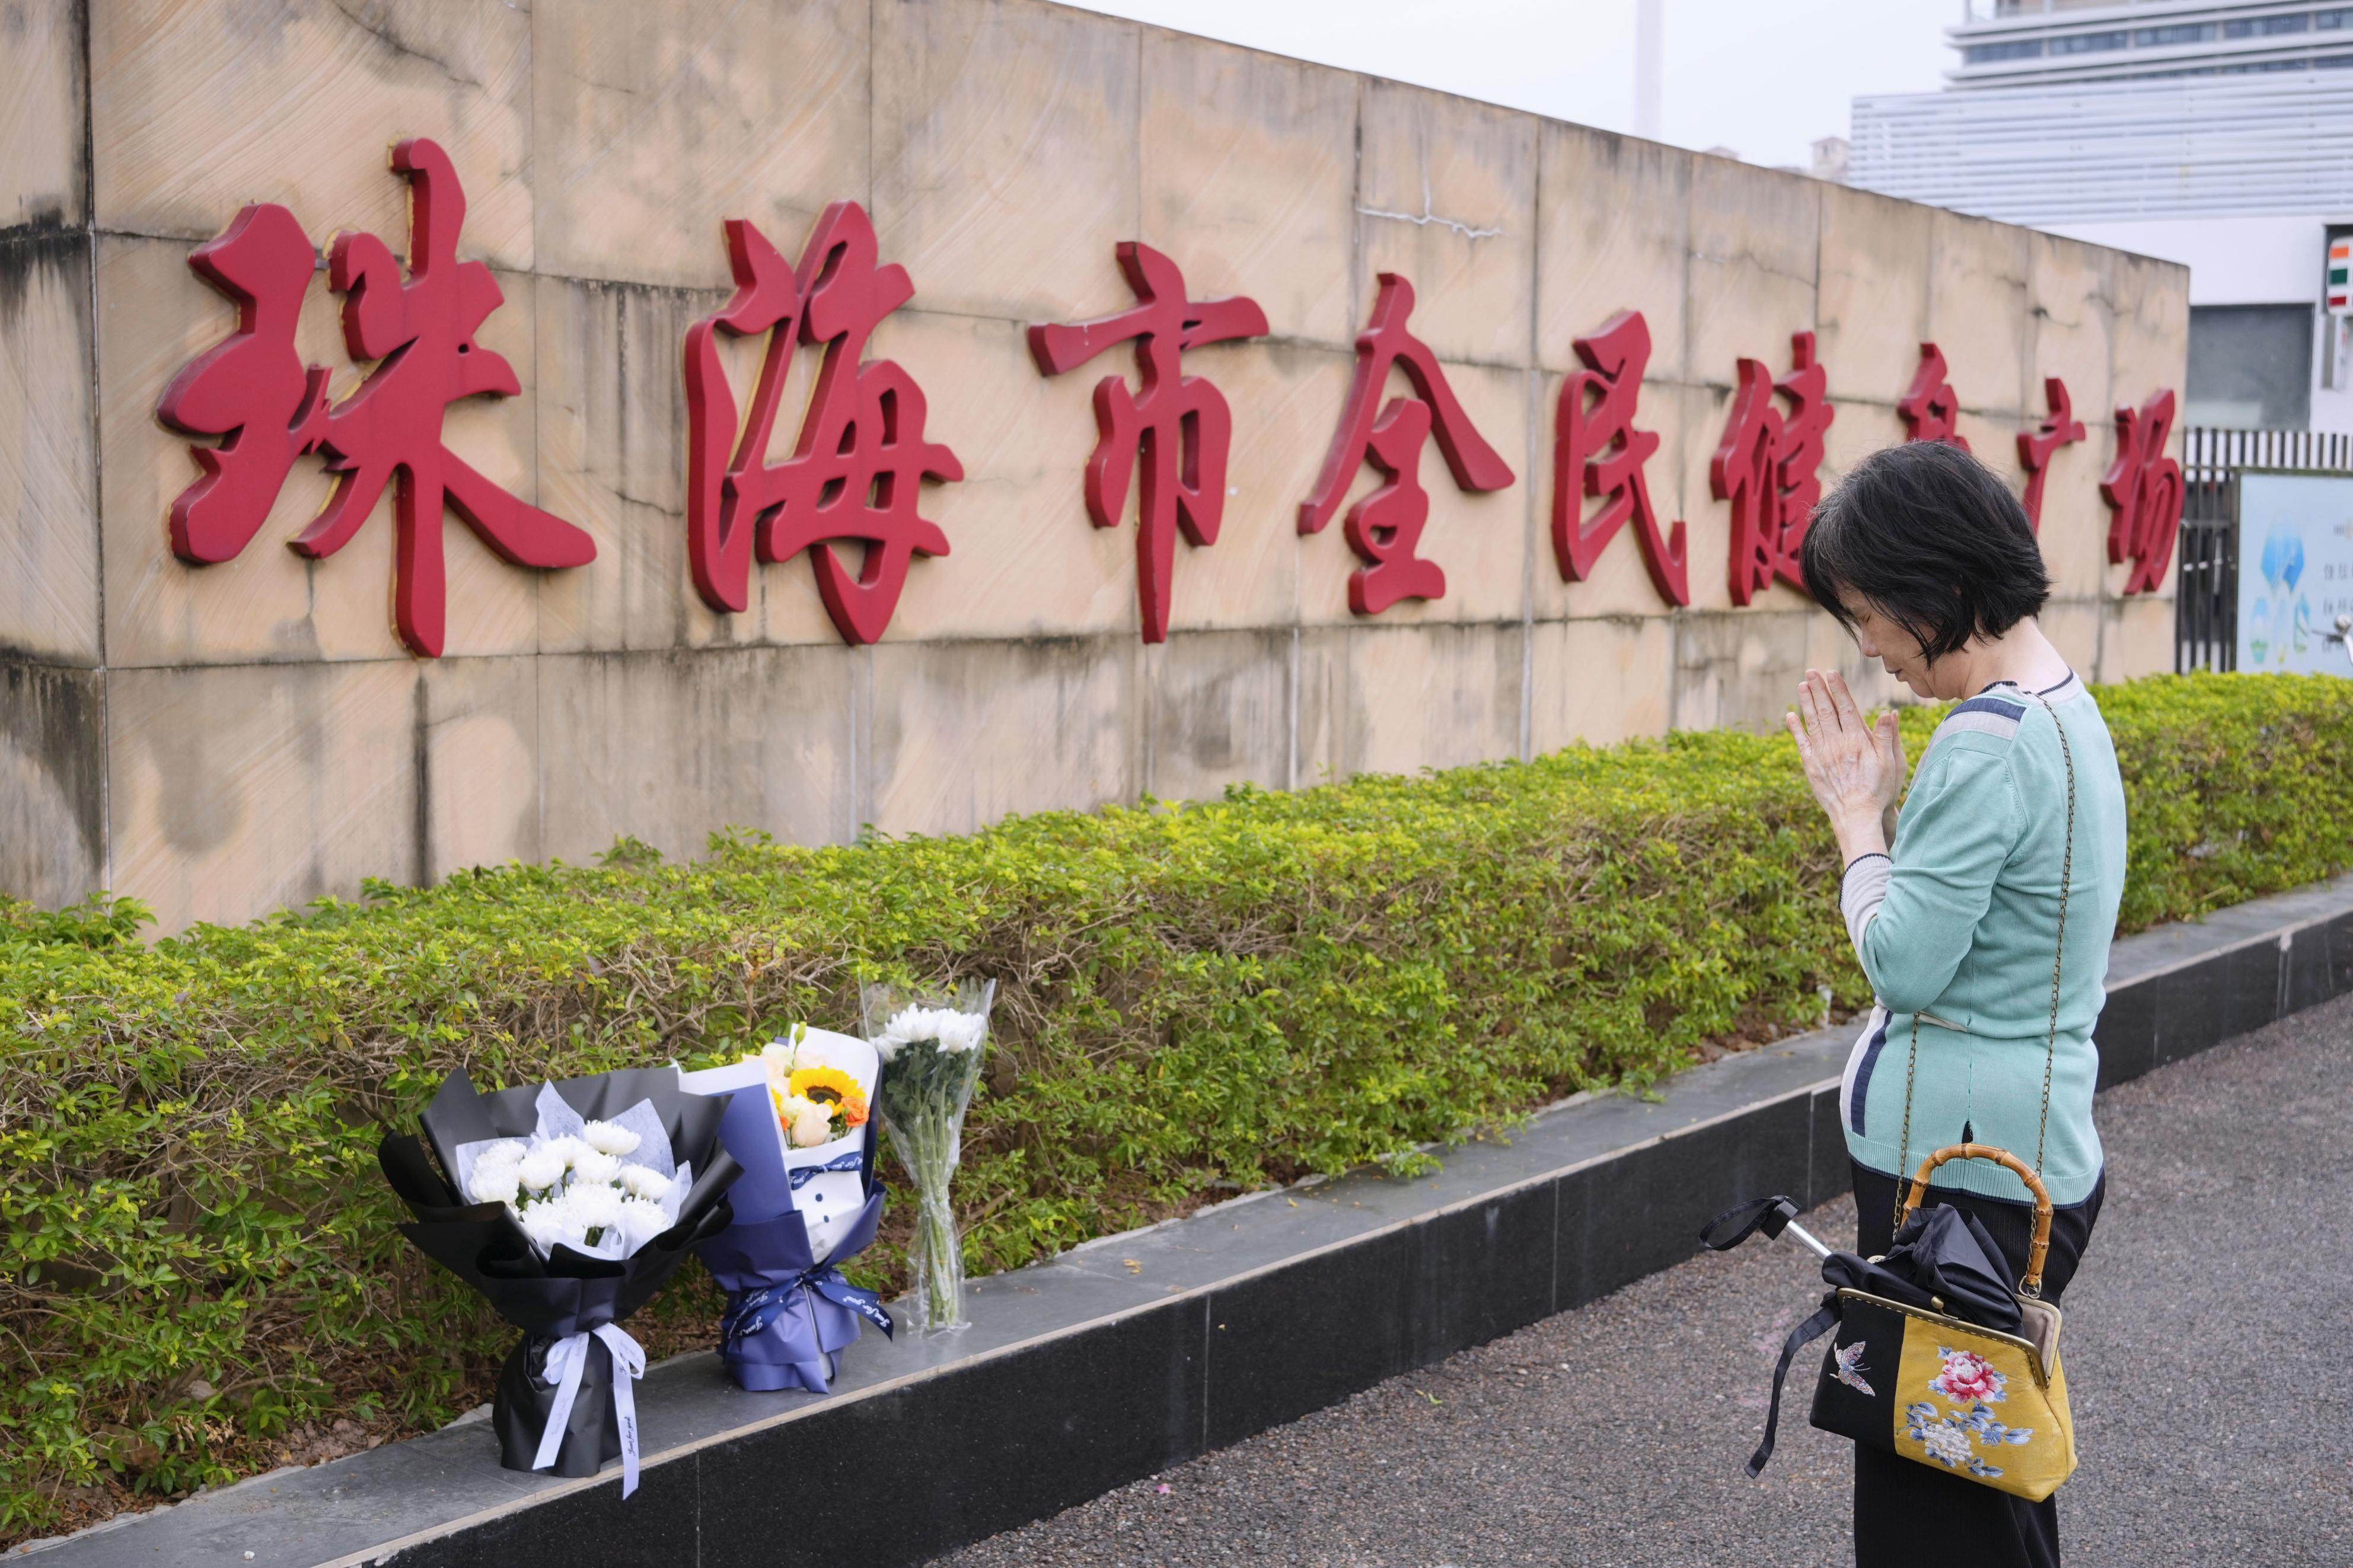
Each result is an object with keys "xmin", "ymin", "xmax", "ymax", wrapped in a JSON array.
[{"xmin": 531, "ymin": 1322, "xmax": 647, "ymax": 1497}]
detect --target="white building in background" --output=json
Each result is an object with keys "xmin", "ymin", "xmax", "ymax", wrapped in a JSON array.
[{"xmin": 1849, "ymin": 2, "xmax": 2353, "ymax": 435}]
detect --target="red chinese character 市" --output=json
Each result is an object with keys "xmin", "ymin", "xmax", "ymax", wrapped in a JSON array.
[
  {"xmin": 160, "ymin": 141, "xmax": 596, "ymax": 658},
  {"xmin": 1028, "ymin": 244, "xmax": 1266, "ymax": 643},
  {"xmin": 1711, "ymin": 330, "xmax": 1836, "ymax": 605},
  {"xmin": 1298, "ymin": 273, "xmax": 1515, "ymax": 616},
  {"xmin": 1897, "ymin": 342, "xmax": 1969, "ymax": 451},
  {"xmin": 1554, "ymin": 309, "xmax": 1688, "ymax": 606},
  {"xmin": 2101, "ymin": 388, "xmax": 2184, "ymax": 596},
  {"xmin": 155, "ymin": 202, "xmax": 331, "ymax": 564},
  {"xmin": 2015, "ymin": 375, "xmax": 2086, "ymax": 534},
  {"xmin": 683, "ymin": 202, "xmax": 961, "ymax": 643}
]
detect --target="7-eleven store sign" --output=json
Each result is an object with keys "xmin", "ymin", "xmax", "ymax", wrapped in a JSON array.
[{"xmin": 2332, "ymin": 238, "xmax": 2351, "ymax": 314}]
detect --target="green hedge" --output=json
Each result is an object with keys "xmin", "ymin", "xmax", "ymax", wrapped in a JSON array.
[{"xmin": 3, "ymin": 671, "xmax": 2348, "ymax": 1540}]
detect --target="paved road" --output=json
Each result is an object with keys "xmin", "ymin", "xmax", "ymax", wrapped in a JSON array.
[{"xmin": 938, "ymin": 993, "xmax": 2353, "ymax": 1567}]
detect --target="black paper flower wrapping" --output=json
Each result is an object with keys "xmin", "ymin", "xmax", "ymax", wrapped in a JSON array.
[{"xmin": 377, "ymin": 1067, "xmax": 742, "ymax": 1494}]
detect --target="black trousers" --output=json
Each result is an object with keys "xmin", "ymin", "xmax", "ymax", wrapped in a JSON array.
[{"xmin": 1848, "ymin": 1160, "xmax": 2105, "ymax": 1568}]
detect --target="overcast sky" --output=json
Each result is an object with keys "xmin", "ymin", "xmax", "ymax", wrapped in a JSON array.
[{"xmin": 1064, "ymin": 0, "xmax": 1956, "ymax": 171}]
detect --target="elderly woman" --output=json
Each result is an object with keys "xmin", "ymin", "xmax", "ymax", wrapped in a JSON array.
[{"xmin": 1784, "ymin": 441, "xmax": 2127, "ymax": 1568}]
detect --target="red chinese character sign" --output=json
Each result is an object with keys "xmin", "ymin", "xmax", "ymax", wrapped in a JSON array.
[
  {"xmin": 1028, "ymin": 244, "xmax": 1266, "ymax": 643},
  {"xmin": 1710, "ymin": 330, "xmax": 1835, "ymax": 605},
  {"xmin": 2014, "ymin": 375, "xmax": 2086, "ymax": 533},
  {"xmin": 1897, "ymin": 342, "xmax": 1969, "ymax": 451},
  {"xmin": 158, "ymin": 140, "xmax": 594, "ymax": 657},
  {"xmin": 683, "ymin": 202, "xmax": 961, "ymax": 642},
  {"xmin": 2101, "ymin": 388, "xmax": 2184, "ymax": 596},
  {"xmin": 1554, "ymin": 310, "xmax": 1689, "ymax": 606},
  {"xmin": 1298, "ymin": 273, "xmax": 1516, "ymax": 615}
]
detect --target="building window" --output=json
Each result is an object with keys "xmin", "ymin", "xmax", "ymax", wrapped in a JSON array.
[
  {"xmin": 2135, "ymin": 23, "xmax": 2217, "ymax": 46},
  {"xmin": 1963, "ymin": 39, "xmax": 2045, "ymax": 63},
  {"xmin": 2320, "ymin": 7, "xmax": 2353, "ymax": 28},
  {"xmin": 2223, "ymin": 12, "xmax": 2313, "ymax": 37},
  {"xmin": 2188, "ymin": 305, "xmax": 2313, "ymax": 431},
  {"xmin": 2052, "ymin": 29, "xmax": 2128, "ymax": 53}
]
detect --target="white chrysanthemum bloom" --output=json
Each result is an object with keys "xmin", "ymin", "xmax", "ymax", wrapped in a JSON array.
[
  {"xmin": 571, "ymin": 1147, "xmax": 623, "ymax": 1185},
  {"xmin": 543, "ymin": 1134, "xmax": 590, "ymax": 1169},
  {"xmin": 937, "ymin": 1012, "xmax": 989, "ymax": 1053},
  {"xmin": 567, "ymin": 1183, "xmax": 624, "ymax": 1232},
  {"xmin": 519, "ymin": 1201, "xmax": 576, "ymax": 1255},
  {"xmin": 617, "ymin": 1163, "xmax": 671, "ymax": 1201},
  {"xmin": 580, "ymin": 1119, "xmax": 642, "ymax": 1158},
  {"xmin": 466, "ymin": 1164, "xmax": 522, "ymax": 1207},
  {"xmin": 616, "ymin": 1197, "xmax": 671, "ymax": 1253},
  {"xmin": 516, "ymin": 1147, "xmax": 567, "ymax": 1192},
  {"xmin": 472, "ymin": 1139, "xmax": 528, "ymax": 1173}
]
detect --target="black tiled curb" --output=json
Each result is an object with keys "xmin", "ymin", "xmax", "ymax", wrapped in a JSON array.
[{"xmin": 25, "ymin": 875, "xmax": 2353, "ymax": 1568}]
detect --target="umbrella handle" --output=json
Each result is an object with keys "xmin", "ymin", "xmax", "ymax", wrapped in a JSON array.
[{"xmin": 1903, "ymin": 1143, "xmax": 2052, "ymax": 1296}]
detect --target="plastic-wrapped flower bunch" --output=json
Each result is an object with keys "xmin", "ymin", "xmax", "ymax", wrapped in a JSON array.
[{"xmin": 863, "ymin": 979, "xmax": 996, "ymax": 1333}]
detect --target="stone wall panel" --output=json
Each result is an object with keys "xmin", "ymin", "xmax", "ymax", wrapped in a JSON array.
[
  {"xmin": 867, "ymin": 633, "xmax": 1139, "ymax": 837},
  {"xmin": 531, "ymin": 0, "xmax": 870, "ymax": 290},
  {"xmin": 1343, "ymin": 619, "xmax": 1523, "ymax": 777},
  {"xmin": 871, "ymin": 0, "xmax": 1141, "ymax": 325},
  {"xmin": 1139, "ymin": 31, "xmax": 1358, "ymax": 352},
  {"xmin": 1356, "ymin": 79, "xmax": 1538, "ymax": 370},
  {"xmin": 538, "ymin": 645, "xmax": 860, "ymax": 865},
  {"xmin": 0, "ymin": 659, "xmax": 106, "ymax": 907},
  {"xmin": 107, "ymin": 658, "xmax": 422, "ymax": 930},
  {"xmin": 1815, "ymin": 184, "xmax": 1931, "ymax": 409},
  {"xmin": 1527, "ymin": 616, "xmax": 1671, "ymax": 754},
  {"xmin": 92, "ymin": 0, "xmax": 534, "ymax": 269},
  {"xmin": 1685, "ymin": 155, "xmax": 1819, "ymax": 390},
  {"xmin": 1144, "ymin": 627, "xmax": 1295, "ymax": 802},
  {"xmin": 1535, "ymin": 126, "xmax": 1690, "ymax": 380},
  {"xmin": 0, "ymin": 232, "xmax": 100, "ymax": 664},
  {"xmin": 2, "ymin": 0, "xmax": 87, "ymax": 232},
  {"xmin": 1928, "ymin": 209, "xmax": 2031, "ymax": 419}
]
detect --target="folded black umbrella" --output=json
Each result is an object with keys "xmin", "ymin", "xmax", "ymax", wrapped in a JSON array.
[
  {"xmin": 378, "ymin": 1068, "xmax": 743, "ymax": 1496},
  {"xmin": 1701, "ymin": 1194, "xmax": 2024, "ymax": 1474}
]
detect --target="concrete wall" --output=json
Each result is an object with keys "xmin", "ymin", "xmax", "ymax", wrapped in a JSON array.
[{"xmin": 0, "ymin": 0, "xmax": 2191, "ymax": 930}]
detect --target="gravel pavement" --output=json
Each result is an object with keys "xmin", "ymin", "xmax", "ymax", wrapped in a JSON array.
[{"xmin": 935, "ymin": 992, "xmax": 2353, "ymax": 1567}]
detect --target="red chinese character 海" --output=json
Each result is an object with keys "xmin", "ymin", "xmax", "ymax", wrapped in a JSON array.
[
  {"xmin": 2101, "ymin": 388, "xmax": 2184, "ymax": 596},
  {"xmin": 1710, "ymin": 330, "xmax": 1836, "ymax": 605},
  {"xmin": 158, "ymin": 141, "xmax": 595, "ymax": 658},
  {"xmin": 1028, "ymin": 244, "xmax": 1266, "ymax": 643},
  {"xmin": 683, "ymin": 202, "xmax": 961, "ymax": 643},
  {"xmin": 1897, "ymin": 342, "xmax": 1969, "ymax": 451},
  {"xmin": 1554, "ymin": 310, "xmax": 1689, "ymax": 605},
  {"xmin": 155, "ymin": 202, "xmax": 331, "ymax": 564},
  {"xmin": 1298, "ymin": 273, "xmax": 1516, "ymax": 616},
  {"xmin": 2014, "ymin": 375, "xmax": 2086, "ymax": 533}
]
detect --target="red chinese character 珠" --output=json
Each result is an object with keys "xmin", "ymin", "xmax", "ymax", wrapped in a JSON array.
[
  {"xmin": 2014, "ymin": 375, "xmax": 2086, "ymax": 533},
  {"xmin": 1710, "ymin": 330, "xmax": 1835, "ymax": 605},
  {"xmin": 683, "ymin": 202, "xmax": 961, "ymax": 643},
  {"xmin": 1554, "ymin": 309, "xmax": 1688, "ymax": 605},
  {"xmin": 158, "ymin": 139, "xmax": 597, "ymax": 658},
  {"xmin": 1028, "ymin": 244, "xmax": 1265, "ymax": 643},
  {"xmin": 1897, "ymin": 342, "xmax": 1968, "ymax": 451},
  {"xmin": 1297, "ymin": 273, "xmax": 1516, "ymax": 616},
  {"xmin": 2101, "ymin": 388, "xmax": 2184, "ymax": 596}
]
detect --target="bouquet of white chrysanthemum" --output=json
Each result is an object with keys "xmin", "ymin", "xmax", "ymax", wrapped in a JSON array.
[
  {"xmin": 863, "ymin": 979, "xmax": 996, "ymax": 1333},
  {"xmin": 378, "ymin": 1070, "xmax": 740, "ymax": 1497}
]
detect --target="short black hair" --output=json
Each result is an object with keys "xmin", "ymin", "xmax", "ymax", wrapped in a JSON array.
[{"xmin": 1800, "ymin": 439, "xmax": 2050, "ymax": 661}]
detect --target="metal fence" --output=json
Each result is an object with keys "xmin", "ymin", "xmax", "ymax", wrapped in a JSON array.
[{"xmin": 2176, "ymin": 428, "xmax": 2353, "ymax": 674}]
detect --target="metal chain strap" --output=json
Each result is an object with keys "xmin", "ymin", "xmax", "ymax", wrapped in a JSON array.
[{"xmin": 1890, "ymin": 684, "xmax": 2078, "ymax": 1251}]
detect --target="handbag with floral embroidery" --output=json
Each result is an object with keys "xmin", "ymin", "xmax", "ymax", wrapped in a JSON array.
[{"xmin": 1700, "ymin": 687, "xmax": 2083, "ymax": 1502}]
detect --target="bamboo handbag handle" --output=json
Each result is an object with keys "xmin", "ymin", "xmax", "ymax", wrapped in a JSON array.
[{"xmin": 1903, "ymin": 1142, "xmax": 2055, "ymax": 1295}]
